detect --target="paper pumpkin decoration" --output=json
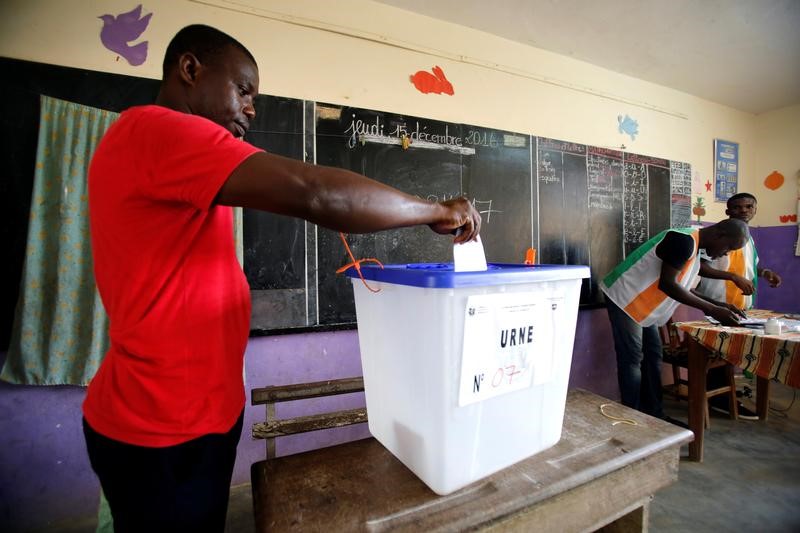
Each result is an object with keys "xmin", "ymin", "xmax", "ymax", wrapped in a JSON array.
[{"xmin": 764, "ymin": 170, "xmax": 784, "ymax": 190}]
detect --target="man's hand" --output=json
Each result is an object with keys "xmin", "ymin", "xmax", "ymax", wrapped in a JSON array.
[
  {"xmin": 762, "ymin": 268, "xmax": 782, "ymax": 288},
  {"xmin": 428, "ymin": 197, "xmax": 482, "ymax": 243},
  {"xmin": 730, "ymin": 274, "xmax": 754, "ymax": 295},
  {"xmin": 708, "ymin": 304, "xmax": 744, "ymax": 326},
  {"xmin": 719, "ymin": 301, "xmax": 747, "ymax": 319}
]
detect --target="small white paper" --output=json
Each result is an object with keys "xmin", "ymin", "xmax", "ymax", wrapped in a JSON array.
[{"xmin": 453, "ymin": 235, "xmax": 488, "ymax": 272}]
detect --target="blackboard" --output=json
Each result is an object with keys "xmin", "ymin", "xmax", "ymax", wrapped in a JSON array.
[
  {"xmin": 587, "ymin": 146, "xmax": 624, "ymax": 303},
  {"xmin": 537, "ymin": 138, "xmax": 592, "ymax": 301},
  {"xmin": 2, "ymin": 58, "xmax": 693, "ymax": 341},
  {"xmin": 314, "ymin": 104, "xmax": 533, "ymax": 324},
  {"xmin": 241, "ymin": 97, "xmax": 307, "ymax": 330}
]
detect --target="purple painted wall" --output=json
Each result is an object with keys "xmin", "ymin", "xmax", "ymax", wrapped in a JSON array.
[
  {"xmin": 1, "ymin": 224, "xmax": 797, "ymax": 530},
  {"xmin": 751, "ymin": 225, "xmax": 800, "ymax": 313},
  {"xmin": 0, "ymin": 331, "xmax": 372, "ymax": 531},
  {"xmin": 0, "ymin": 379, "xmax": 95, "ymax": 530}
]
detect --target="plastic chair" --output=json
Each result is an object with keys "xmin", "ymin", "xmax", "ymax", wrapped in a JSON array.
[{"xmin": 659, "ymin": 318, "xmax": 738, "ymax": 428}]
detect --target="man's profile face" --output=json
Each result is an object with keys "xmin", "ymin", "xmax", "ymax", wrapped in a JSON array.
[
  {"xmin": 190, "ymin": 45, "xmax": 259, "ymax": 139},
  {"xmin": 726, "ymin": 197, "xmax": 757, "ymax": 223}
]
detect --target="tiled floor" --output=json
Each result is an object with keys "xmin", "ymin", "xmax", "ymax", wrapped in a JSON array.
[{"xmin": 225, "ymin": 379, "xmax": 800, "ymax": 532}]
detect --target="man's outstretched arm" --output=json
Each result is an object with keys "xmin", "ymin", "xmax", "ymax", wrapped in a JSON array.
[
  {"xmin": 757, "ymin": 266, "xmax": 782, "ymax": 288},
  {"xmin": 659, "ymin": 262, "xmax": 745, "ymax": 325},
  {"xmin": 699, "ymin": 260, "xmax": 754, "ymax": 294},
  {"xmin": 216, "ymin": 151, "xmax": 481, "ymax": 242}
]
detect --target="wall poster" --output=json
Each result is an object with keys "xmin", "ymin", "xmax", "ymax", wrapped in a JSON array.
[{"xmin": 714, "ymin": 139, "xmax": 739, "ymax": 202}]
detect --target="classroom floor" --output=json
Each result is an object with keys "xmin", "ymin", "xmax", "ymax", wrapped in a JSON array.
[
  {"xmin": 223, "ymin": 378, "xmax": 800, "ymax": 533},
  {"xmin": 649, "ymin": 378, "xmax": 800, "ymax": 532}
]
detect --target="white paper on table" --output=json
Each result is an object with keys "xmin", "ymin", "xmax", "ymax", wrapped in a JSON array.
[{"xmin": 453, "ymin": 235, "xmax": 488, "ymax": 272}]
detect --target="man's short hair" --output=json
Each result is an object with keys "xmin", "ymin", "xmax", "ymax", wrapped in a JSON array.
[
  {"xmin": 714, "ymin": 217, "xmax": 750, "ymax": 241},
  {"xmin": 162, "ymin": 25, "xmax": 256, "ymax": 78},
  {"xmin": 727, "ymin": 192, "xmax": 757, "ymax": 208}
]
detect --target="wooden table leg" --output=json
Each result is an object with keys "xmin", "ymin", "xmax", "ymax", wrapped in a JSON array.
[
  {"xmin": 687, "ymin": 337, "xmax": 706, "ymax": 462},
  {"xmin": 756, "ymin": 375, "xmax": 770, "ymax": 421}
]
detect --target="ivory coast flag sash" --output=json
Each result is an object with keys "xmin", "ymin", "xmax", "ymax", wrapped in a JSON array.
[
  {"xmin": 695, "ymin": 237, "xmax": 758, "ymax": 309},
  {"xmin": 601, "ymin": 228, "xmax": 700, "ymax": 327}
]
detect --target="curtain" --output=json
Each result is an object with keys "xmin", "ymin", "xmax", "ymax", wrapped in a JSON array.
[
  {"xmin": 3, "ymin": 96, "xmax": 246, "ymax": 386},
  {"xmin": 3, "ymin": 94, "xmax": 245, "ymax": 529},
  {"xmin": 2, "ymin": 96, "xmax": 118, "ymax": 385}
]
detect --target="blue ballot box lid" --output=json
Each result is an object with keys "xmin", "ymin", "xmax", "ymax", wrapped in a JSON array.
[{"xmin": 344, "ymin": 263, "xmax": 590, "ymax": 289}]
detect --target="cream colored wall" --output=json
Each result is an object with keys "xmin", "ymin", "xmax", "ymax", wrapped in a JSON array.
[
  {"xmin": 753, "ymin": 104, "xmax": 800, "ymax": 227},
  {"xmin": 2, "ymin": 0, "xmax": 795, "ymax": 226}
]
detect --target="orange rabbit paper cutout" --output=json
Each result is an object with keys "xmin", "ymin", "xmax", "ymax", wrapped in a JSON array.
[{"xmin": 410, "ymin": 66, "xmax": 454, "ymax": 95}]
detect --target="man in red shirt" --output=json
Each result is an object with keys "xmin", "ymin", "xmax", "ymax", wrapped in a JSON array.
[{"xmin": 84, "ymin": 24, "xmax": 481, "ymax": 531}]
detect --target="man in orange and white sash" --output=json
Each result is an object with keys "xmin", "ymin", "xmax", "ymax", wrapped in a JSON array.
[
  {"xmin": 601, "ymin": 219, "xmax": 749, "ymax": 418},
  {"xmin": 695, "ymin": 193, "xmax": 782, "ymax": 309},
  {"xmin": 695, "ymin": 193, "xmax": 782, "ymax": 420}
]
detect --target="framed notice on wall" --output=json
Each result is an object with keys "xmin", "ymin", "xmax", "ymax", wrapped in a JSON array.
[{"xmin": 714, "ymin": 139, "xmax": 739, "ymax": 202}]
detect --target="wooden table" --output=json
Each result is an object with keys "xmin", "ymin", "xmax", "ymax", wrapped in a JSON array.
[
  {"xmin": 676, "ymin": 309, "xmax": 800, "ymax": 462},
  {"xmin": 251, "ymin": 389, "xmax": 692, "ymax": 532}
]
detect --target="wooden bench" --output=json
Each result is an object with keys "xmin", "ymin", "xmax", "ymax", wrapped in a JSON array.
[
  {"xmin": 251, "ymin": 377, "xmax": 367, "ymax": 459},
  {"xmin": 251, "ymin": 385, "xmax": 692, "ymax": 532}
]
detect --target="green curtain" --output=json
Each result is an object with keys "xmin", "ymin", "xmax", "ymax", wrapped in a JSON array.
[
  {"xmin": 3, "ymin": 96, "xmax": 246, "ymax": 386},
  {"xmin": 2, "ymin": 96, "xmax": 117, "ymax": 385}
]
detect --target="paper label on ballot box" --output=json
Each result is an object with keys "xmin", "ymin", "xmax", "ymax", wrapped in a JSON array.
[{"xmin": 458, "ymin": 292, "xmax": 556, "ymax": 406}]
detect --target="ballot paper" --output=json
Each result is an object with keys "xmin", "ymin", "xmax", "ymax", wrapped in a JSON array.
[
  {"xmin": 453, "ymin": 235, "xmax": 488, "ymax": 272},
  {"xmin": 738, "ymin": 317, "xmax": 767, "ymax": 325},
  {"xmin": 783, "ymin": 320, "xmax": 800, "ymax": 332}
]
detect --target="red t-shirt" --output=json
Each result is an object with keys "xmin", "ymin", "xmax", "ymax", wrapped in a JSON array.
[{"xmin": 84, "ymin": 105, "xmax": 261, "ymax": 447}]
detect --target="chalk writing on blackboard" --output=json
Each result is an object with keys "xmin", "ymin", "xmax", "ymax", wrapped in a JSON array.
[
  {"xmin": 586, "ymin": 146, "xmax": 624, "ymax": 305},
  {"xmin": 587, "ymin": 147, "xmax": 623, "ymax": 211},
  {"xmin": 625, "ymin": 153, "xmax": 669, "ymax": 167},
  {"xmin": 538, "ymin": 151, "xmax": 559, "ymax": 184},
  {"xmin": 424, "ymin": 193, "xmax": 502, "ymax": 223},
  {"xmin": 669, "ymin": 161, "xmax": 692, "ymax": 228},
  {"xmin": 623, "ymin": 162, "xmax": 648, "ymax": 251},
  {"xmin": 343, "ymin": 112, "xmax": 474, "ymax": 154},
  {"xmin": 538, "ymin": 137, "xmax": 587, "ymax": 155},
  {"xmin": 464, "ymin": 129, "xmax": 500, "ymax": 147}
]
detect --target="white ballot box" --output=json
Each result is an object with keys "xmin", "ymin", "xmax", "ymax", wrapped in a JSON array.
[{"xmin": 346, "ymin": 263, "xmax": 590, "ymax": 495}]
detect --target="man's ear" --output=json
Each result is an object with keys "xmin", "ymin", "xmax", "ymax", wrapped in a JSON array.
[
  {"xmin": 724, "ymin": 207, "xmax": 732, "ymax": 217},
  {"xmin": 177, "ymin": 52, "xmax": 202, "ymax": 86}
]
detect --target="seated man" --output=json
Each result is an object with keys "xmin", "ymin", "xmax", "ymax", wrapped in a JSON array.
[{"xmin": 601, "ymin": 219, "xmax": 748, "ymax": 419}]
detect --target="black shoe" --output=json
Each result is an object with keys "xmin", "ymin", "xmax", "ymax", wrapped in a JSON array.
[{"xmin": 709, "ymin": 400, "xmax": 759, "ymax": 420}]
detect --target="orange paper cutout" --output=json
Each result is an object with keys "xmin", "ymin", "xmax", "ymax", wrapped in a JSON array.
[
  {"xmin": 410, "ymin": 66, "xmax": 454, "ymax": 95},
  {"xmin": 764, "ymin": 170, "xmax": 784, "ymax": 190}
]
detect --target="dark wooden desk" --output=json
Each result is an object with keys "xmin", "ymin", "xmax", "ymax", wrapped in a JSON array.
[{"xmin": 251, "ymin": 389, "xmax": 692, "ymax": 532}]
